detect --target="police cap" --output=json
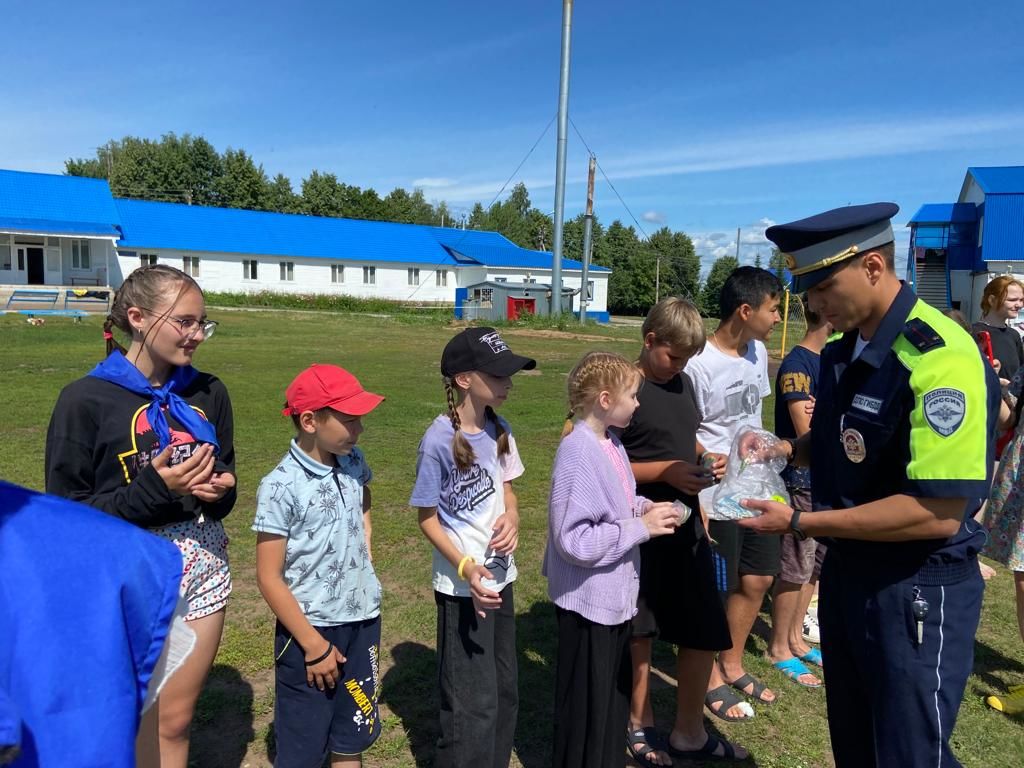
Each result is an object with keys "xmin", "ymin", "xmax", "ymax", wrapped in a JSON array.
[{"xmin": 765, "ymin": 202, "xmax": 899, "ymax": 292}]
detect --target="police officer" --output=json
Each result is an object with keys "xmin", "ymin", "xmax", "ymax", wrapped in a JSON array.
[{"xmin": 740, "ymin": 203, "xmax": 999, "ymax": 768}]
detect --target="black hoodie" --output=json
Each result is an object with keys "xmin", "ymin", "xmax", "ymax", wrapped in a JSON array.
[{"xmin": 45, "ymin": 371, "xmax": 236, "ymax": 528}]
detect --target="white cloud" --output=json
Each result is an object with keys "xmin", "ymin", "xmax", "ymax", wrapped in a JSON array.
[
  {"xmin": 412, "ymin": 177, "xmax": 458, "ymax": 189},
  {"xmin": 642, "ymin": 210, "xmax": 666, "ymax": 224}
]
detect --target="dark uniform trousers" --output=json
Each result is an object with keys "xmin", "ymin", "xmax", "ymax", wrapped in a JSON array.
[{"xmin": 819, "ymin": 548, "xmax": 984, "ymax": 768}]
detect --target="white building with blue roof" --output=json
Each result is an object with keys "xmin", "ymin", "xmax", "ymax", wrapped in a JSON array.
[
  {"xmin": 907, "ymin": 166, "xmax": 1024, "ymax": 318},
  {"xmin": 0, "ymin": 168, "xmax": 610, "ymax": 320}
]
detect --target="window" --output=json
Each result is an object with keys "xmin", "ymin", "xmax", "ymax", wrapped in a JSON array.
[
  {"xmin": 141, "ymin": 253, "xmax": 158, "ymax": 267},
  {"xmin": 493, "ymin": 277, "xmax": 508, "ymax": 283},
  {"xmin": 436, "ymin": 270, "xmax": 448, "ymax": 287},
  {"xmin": 331, "ymin": 264, "xmax": 344, "ymax": 283},
  {"xmin": 71, "ymin": 240, "xmax": 91, "ymax": 270},
  {"xmin": 280, "ymin": 262, "xmax": 294, "ymax": 281},
  {"xmin": 407, "ymin": 267, "xmax": 420, "ymax": 286},
  {"xmin": 0, "ymin": 244, "xmax": 10, "ymax": 270},
  {"xmin": 523, "ymin": 277, "xmax": 537, "ymax": 284},
  {"xmin": 586, "ymin": 280, "xmax": 594, "ymax": 300},
  {"xmin": 183, "ymin": 256, "xmax": 200, "ymax": 277},
  {"xmin": 363, "ymin": 266, "xmax": 376, "ymax": 284},
  {"xmin": 243, "ymin": 260, "xmax": 258, "ymax": 280}
]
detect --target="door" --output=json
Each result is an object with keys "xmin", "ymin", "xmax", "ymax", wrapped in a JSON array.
[
  {"xmin": 506, "ymin": 297, "xmax": 535, "ymax": 320},
  {"xmin": 27, "ymin": 247, "xmax": 44, "ymax": 284}
]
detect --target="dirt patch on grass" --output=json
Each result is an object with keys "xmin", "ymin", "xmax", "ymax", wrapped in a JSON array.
[{"xmin": 501, "ymin": 328, "xmax": 626, "ymax": 343}]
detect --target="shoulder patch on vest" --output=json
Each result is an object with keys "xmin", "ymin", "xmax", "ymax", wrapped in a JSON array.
[{"xmin": 902, "ymin": 318, "xmax": 945, "ymax": 353}]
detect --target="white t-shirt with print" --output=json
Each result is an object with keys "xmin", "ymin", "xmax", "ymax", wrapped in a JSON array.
[
  {"xmin": 686, "ymin": 339, "xmax": 772, "ymax": 512},
  {"xmin": 687, "ymin": 339, "xmax": 772, "ymax": 453},
  {"xmin": 409, "ymin": 414, "xmax": 524, "ymax": 597}
]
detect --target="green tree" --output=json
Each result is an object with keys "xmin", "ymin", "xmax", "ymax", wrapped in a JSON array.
[
  {"xmin": 300, "ymin": 171, "xmax": 347, "ymax": 216},
  {"xmin": 769, "ymin": 247, "xmax": 789, "ymax": 282},
  {"xmin": 468, "ymin": 202, "xmax": 487, "ymax": 230},
  {"xmin": 266, "ymin": 174, "xmax": 300, "ymax": 213},
  {"xmin": 600, "ymin": 220, "xmax": 657, "ymax": 315},
  {"xmin": 701, "ymin": 255, "xmax": 740, "ymax": 318},
  {"xmin": 646, "ymin": 227, "xmax": 700, "ymax": 303},
  {"xmin": 218, "ymin": 148, "xmax": 269, "ymax": 210}
]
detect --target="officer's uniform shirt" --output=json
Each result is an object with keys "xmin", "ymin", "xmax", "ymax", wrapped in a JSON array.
[{"xmin": 810, "ymin": 283, "xmax": 1000, "ymax": 569}]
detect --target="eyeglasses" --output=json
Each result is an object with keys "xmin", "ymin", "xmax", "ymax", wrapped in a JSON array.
[{"xmin": 165, "ymin": 315, "xmax": 218, "ymax": 340}]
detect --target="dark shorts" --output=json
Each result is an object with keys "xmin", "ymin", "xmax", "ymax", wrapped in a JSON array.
[
  {"xmin": 778, "ymin": 487, "xmax": 826, "ymax": 584},
  {"xmin": 273, "ymin": 617, "xmax": 382, "ymax": 767},
  {"xmin": 631, "ymin": 515, "xmax": 732, "ymax": 651},
  {"xmin": 708, "ymin": 519, "xmax": 782, "ymax": 592}
]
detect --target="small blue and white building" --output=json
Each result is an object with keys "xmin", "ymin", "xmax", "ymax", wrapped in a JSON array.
[
  {"xmin": 0, "ymin": 168, "xmax": 611, "ymax": 321},
  {"xmin": 908, "ymin": 166, "xmax": 1024, "ymax": 318}
]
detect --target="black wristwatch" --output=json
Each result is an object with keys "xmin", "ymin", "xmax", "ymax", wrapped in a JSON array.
[{"xmin": 790, "ymin": 507, "xmax": 808, "ymax": 541}]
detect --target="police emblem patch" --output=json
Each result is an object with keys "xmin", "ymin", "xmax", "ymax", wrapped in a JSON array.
[
  {"xmin": 841, "ymin": 428, "xmax": 866, "ymax": 463},
  {"xmin": 923, "ymin": 388, "xmax": 966, "ymax": 437}
]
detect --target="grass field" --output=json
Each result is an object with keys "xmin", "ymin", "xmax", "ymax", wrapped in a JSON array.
[{"xmin": 2, "ymin": 309, "xmax": 1022, "ymax": 768}]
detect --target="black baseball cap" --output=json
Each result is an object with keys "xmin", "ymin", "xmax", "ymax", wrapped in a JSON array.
[{"xmin": 441, "ymin": 327, "xmax": 537, "ymax": 378}]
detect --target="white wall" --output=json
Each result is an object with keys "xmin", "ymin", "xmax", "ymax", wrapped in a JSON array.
[
  {"xmin": 481, "ymin": 266, "xmax": 610, "ymax": 313},
  {"xmin": 115, "ymin": 248, "xmax": 457, "ymax": 303},
  {"xmin": 0, "ymin": 233, "xmax": 114, "ymax": 286}
]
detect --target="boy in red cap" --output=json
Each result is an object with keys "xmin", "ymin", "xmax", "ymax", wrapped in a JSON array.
[{"xmin": 253, "ymin": 364, "xmax": 385, "ymax": 768}]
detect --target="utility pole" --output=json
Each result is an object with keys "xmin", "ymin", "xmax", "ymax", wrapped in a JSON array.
[
  {"xmin": 655, "ymin": 257, "xmax": 661, "ymax": 304},
  {"xmin": 579, "ymin": 154, "xmax": 595, "ymax": 322},
  {"xmin": 551, "ymin": 0, "xmax": 573, "ymax": 315},
  {"xmin": 735, "ymin": 227, "xmax": 741, "ymax": 261}
]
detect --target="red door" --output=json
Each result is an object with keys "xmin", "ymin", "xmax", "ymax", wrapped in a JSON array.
[{"xmin": 507, "ymin": 297, "xmax": 535, "ymax": 320}]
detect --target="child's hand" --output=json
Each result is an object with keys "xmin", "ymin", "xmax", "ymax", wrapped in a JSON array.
[
  {"xmin": 467, "ymin": 564, "xmax": 502, "ymax": 618},
  {"xmin": 641, "ymin": 502, "xmax": 680, "ymax": 538},
  {"xmin": 804, "ymin": 395, "xmax": 816, "ymax": 418},
  {"xmin": 489, "ymin": 510, "xmax": 519, "ymax": 554},
  {"xmin": 152, "ymin": 443, "xmax": 215, "ymax": 496},
  {"xmin": 305, "ymin": 640, "xmax": 346, "ymax": 691},
  {"xmin": 191, "ymin": 471, "xmax": 236, "ymax": 502},
  {"xmin": 705, "ymin": 452, "xmax": 728, "ymax": 481},
  {"xmin": 666, "ymin": 461, "xmax": 714, "ymax": 495}
]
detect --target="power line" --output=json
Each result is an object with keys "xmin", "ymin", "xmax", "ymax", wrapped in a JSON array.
[
  {"xmin": 399, "ymin": 113, "xmax": 557, "ymax": 303},
  {"xmin": 569, "ymin": 118, "xmax": 650, "ymax": 241}
]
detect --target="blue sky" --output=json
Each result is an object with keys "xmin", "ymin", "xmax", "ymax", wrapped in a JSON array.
[{"xmin": 2, "ymin": 0, "xmax": 1022, "ymax": 274}]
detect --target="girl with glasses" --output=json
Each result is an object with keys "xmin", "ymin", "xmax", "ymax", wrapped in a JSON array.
[{"xmin": 46, "ymin": 264, "xmax": 236, "ymax": 768}]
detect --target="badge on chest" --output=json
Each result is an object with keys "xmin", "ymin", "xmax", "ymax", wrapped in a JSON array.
[{"xmin": 841, "ymin": 428, "xmax": 867, "ymax": 463}]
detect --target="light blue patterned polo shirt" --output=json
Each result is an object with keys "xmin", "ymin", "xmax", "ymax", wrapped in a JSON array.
[{"xmin": 254, "ymin": 440, "xmax": 381, "ymax": 625}]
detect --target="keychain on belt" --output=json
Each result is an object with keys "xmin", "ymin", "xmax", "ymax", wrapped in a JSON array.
[{"xmin": 911, "ymin": 586, "xmax": 930, "ymax": 645}]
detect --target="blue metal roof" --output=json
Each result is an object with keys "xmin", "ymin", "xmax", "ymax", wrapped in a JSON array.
[
  {"xmin": 981, "ymin": 194, "xmax": 1024, "ymax": 261},
  {"xmin": 908, "ymin": 203, "xmax": 977, "ymax": 224},
  {"xmin": 447, "ymin": 242, "xmax": 609, "ymax": 272},
  {"xmin": 0, "ymin": 169, "xmax": 121, "ymax": 237},
  {"xmin": 966, "ymin": 167, "xmax": 1024, "ymax": 194},
  {"xmin": 116, "ymin": 199, "xmax": 460, "ymax": 266}
]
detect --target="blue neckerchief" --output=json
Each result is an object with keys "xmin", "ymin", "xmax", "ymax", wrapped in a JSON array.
[{"xmin": 87, "ymin": 351, "xmax": 220, "ymax": 454}]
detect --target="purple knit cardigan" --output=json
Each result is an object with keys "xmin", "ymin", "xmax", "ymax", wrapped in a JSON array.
[{"xmin": 543, "ymin": 424, "xmax": 650, "ymax": 626}]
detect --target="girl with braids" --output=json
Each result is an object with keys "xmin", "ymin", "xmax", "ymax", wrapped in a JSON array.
[
  {"xmin": 409, "ymin": 327, "xmax": 535, "ymax": 768},
  {"xmin": 544, "ymin": 352, "xmax": 681, "ymax": 768},
  {"xmin": 45, "ymin": 264, "xmax": 235, "ymax": 768}
]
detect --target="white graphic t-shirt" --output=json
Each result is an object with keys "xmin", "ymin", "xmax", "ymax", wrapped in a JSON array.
[
  {"xmin": 685, "ymin": 339, "xmax": 772, "ymax": 513},
  {"xmin": 409, "ymin": 414, "xmax": 524, "ymax": 596}
]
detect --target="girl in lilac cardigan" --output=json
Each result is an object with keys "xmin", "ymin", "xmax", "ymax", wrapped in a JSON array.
[{"xmin": 543, "ymin": 352, "xmax": 681, "ymax": 768}]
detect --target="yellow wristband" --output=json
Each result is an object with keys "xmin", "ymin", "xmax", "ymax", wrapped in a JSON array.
[{"xmin": 457, "ymin": 555, "xmax": 476, "ymax": 580}]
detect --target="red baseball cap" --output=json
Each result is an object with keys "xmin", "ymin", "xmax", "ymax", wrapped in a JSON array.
[{"xmin": 282, "ymin": 364, "xmax": 384, "ymax": 417}]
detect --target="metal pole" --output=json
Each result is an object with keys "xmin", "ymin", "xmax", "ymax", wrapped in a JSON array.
[
  {"xmin": 551, "ymin": 0, "xmax": 573, "ymax": 315},
  {"xmin": 735, "ymin": 227, "xmax": 741, "ymax": 261},
  {"xmin": 780, "ymin": 288, "xmax": 791, "ymax": 356},
  {"xmin": 579, "ymin": 154, "xmax": 595, "ymax": 322},
  {"xmin": 655, "ymin": 257, "xmax": 661, "ymax": 304}
]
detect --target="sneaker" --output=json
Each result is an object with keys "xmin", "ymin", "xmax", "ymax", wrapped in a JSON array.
[{"xmin": 802, "ymin": 612, "xmax": 821, "ymax": 644}]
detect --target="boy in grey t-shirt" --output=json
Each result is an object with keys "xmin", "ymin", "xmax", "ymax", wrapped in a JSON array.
[{"xmin": 254, "ymin": 364, "xmax": 385, "ymax": 768}]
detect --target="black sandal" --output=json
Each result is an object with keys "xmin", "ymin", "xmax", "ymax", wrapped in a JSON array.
[
  {"xmin": 667, "ymin": 732, "xmax": 744, "ymax": 762},
  {"xmin": 627, "ymin": 726, "xmax": 673, "ymax": 766},
  {"xmin": 727, "ymin": 672, "xmax": 776, "ymax": 704},
  {"xmin": 704, "ymin": 684, "xmax": 755, "ymax": 722}
]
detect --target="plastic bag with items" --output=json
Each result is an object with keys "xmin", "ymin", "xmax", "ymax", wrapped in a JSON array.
[{"xmin": 709, "ymin": 428, "xmax": 790, "ymax": 521}]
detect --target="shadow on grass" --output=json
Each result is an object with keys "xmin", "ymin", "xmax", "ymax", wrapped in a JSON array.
[
  {"xmin": 973, "ymin": 638, "xmax": 1024, "ymax": 692},
  {"xmin": 191, "ymin": 664, "xmax": 255, "ymax": 768},
  {"xmin": 382, "ymin": 641, "xmax": 439, "ymax": 767}
]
